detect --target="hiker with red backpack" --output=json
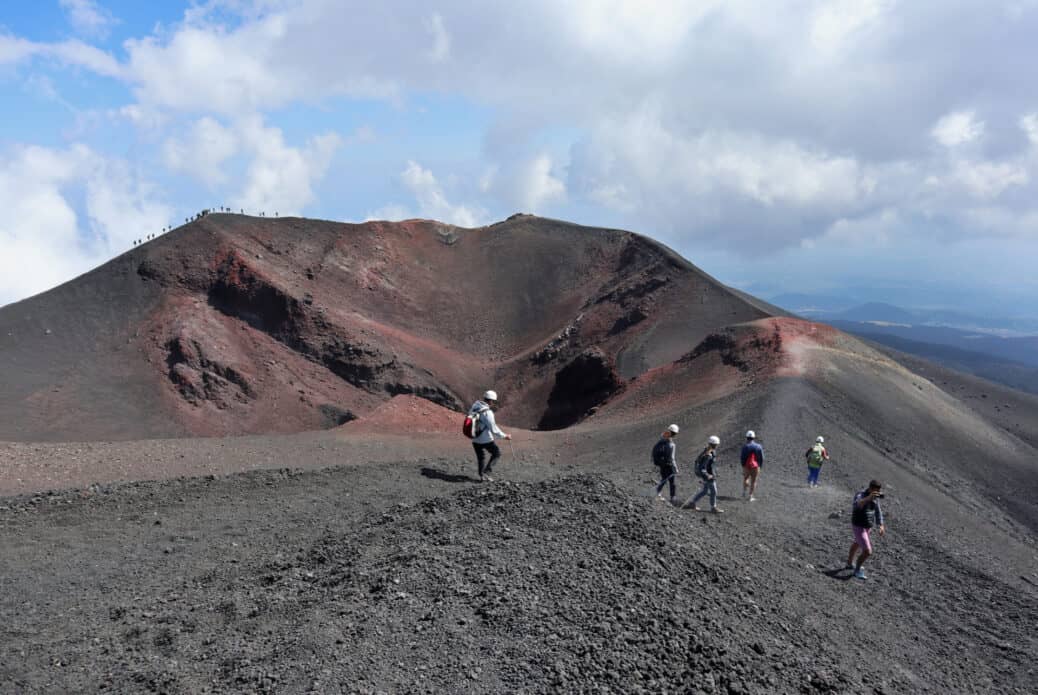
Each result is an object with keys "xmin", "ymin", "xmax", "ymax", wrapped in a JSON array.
[
  {"xmin": 465, "ymin": 390, "xmax": 511, "ymax": 482},
  {"xmin": 740, "ymin": 430, "xmax": 763, "ymax": 501}
]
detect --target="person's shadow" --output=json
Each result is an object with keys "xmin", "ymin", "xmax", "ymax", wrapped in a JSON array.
[
  {"xmin": 420, "ymin": 466, "xmax": 477, "ymax": 484},
  {"xmin": 823, "ymin": 567, "xmax": 854, "ymax": 581}
]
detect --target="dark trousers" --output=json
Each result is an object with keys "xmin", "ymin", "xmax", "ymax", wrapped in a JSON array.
[
  {"xmin": 655, "ymin": 465, "xmax": 677, "ymax": 498},
  {"xmin": 473, "ymin": 441, "xmax": 501, "ymax": 475}
]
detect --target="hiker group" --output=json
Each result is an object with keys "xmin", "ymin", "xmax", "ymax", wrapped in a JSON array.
[
  {"xmin": 651, "ymin": 427, "xmax": 765, "ymax": 512},
  {"xmin": 461, "ymin": 389, "xmax": 887, "ymax": 581},
  {"xmin": 649, "ymin": 424, "xmax": 886, "ymax": 580}
]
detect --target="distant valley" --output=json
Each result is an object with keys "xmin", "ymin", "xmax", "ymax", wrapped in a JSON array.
[{"xmin": 770, "ymin": 297, "xmax": 1038, "ymax": 394}]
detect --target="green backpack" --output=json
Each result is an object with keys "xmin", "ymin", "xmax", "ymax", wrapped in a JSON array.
[{"xmin": 807, "ymin": 444, "xmax": 825, "ymax": 467}]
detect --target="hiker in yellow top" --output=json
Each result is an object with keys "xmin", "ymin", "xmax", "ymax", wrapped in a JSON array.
[{"xmin": 805, "ymin": 436, "xmax": 830, "ymax": 487}]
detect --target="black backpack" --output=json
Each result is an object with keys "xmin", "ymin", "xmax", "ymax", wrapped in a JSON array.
[
  {"xmin": 695, "ymin": 451, "xmax": 711, "ymax": 480},
  {"xmin": 652, "ymin": 439, "xmax": 671, "ymax": 467}
]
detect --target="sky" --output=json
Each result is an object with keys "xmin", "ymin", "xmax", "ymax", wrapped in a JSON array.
[{"xmin": 2, "ymin": 1, "xmax": 1038, "ymax": 318}]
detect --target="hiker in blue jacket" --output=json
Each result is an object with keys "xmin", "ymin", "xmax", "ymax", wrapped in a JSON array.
[
  {"xmin": 469, "ymin": 390, "xmax": 511, "ymax": 482},
  {"xmin": 740, "ymin": 430, "xmax": 764, "ymax": 501}
]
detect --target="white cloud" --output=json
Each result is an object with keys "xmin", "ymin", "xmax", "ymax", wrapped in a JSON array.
[
  {"xmin": 232, "ymin": 116, "xmax": 342, "ymax": 215},
  {"xmin": 0, "ymin": 34, "xmax": 123, "ymax": 77},
  {"xmin": 163, "ymin": 117, "xmax": 240, "ymax": 187},
  {"xmin": 810, "ymin": 0, "xmax": 892, "ymax": 55},
  {"xmin": 84, "ymin": 159, "xmax": 172, "ymax": 252},
  {"xmin": 0, "ymin": 34, "xmax": 36, "ymax": 64},
  {"xmin": 0, "ymin": 144, "xmax": 169, "ymax": 306},
  {"xmin": 400, "ymin": 161, "xmax": 486, "ymax": 227},
  {"xmin": 60, "ymin": 0, "xmax": 117, "ymax": 39},
  {"xmin": 364, "ymin": 203, "xmax": 412, "ymax": 222},
  {"xmin": 426, "ymin": 13, "xmax": 450, "ymax": 62},
  {"xmin": 481, "ymin": 154, "xmax": 566, "ymax": 212},
  {"xmin": 3, "ymin": 0, "xmax": 1038, "ymax": 305},
  {"xmin": 948, "ymin": 160, "xmax": 1029, "ymax": 199},
  {"xmin": 512, "ymin": 154, "xmax": 566, "ymax": 211},
  {"xmin": 569, "ymin": 107, "xmax": 874, "ymax": 246},
  {"xmin": 932, "ymin": 111, "xmax": 985, "ymax": 147},
  {"xmin": 1020, "ymin": 113, "xmax": 1038, "ymax": 145}
]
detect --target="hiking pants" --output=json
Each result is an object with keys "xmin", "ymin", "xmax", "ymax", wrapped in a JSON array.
[
  {"xmin": 690, "ymin": 479, "xmax": 717, "ymax": 508},
  {"xmin": 807, "ymin": 466, "xmax": 822, "ymax": 485},
  {"xmin": 473, "ymin": 441, "xmax": 501, "ymax": 476},
  {"xmin": 655, "ymin": 465, "xmax": 677, "ymax": 498}
]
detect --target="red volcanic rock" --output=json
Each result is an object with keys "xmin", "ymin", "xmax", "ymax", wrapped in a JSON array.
[
  {"xmin": 0, "ymin": 214, "xmax": 779, "ymax": 441},
  {"xmin": 338, "ymin": 394, "xmax": 462, "ymax": 434}
]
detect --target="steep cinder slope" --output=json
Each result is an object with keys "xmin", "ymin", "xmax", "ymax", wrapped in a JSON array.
[{"xmin": 0, "ymin": 214, "xmax": 769, "ymax": 441}]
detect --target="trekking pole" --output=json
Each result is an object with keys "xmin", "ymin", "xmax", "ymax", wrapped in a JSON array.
[{"xmin": 508, "ymin": 439, "xmax": 520, "ymax": 464}]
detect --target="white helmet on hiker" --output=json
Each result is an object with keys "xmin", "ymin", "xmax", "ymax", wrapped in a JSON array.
[
  {"xmin": 667, "ymin": 424, "xmax": 680, "ymax": 434},
  {"xmin": 745, "ymin": 430, "xmax": 755, "ymax": 439},
  {"xmin": 708, "ymin": 435, "xmax": 720, "ymax": 445},
  {"xmin": 484, "ymin": 390, "xmax": 498, "ymax": 401},
  {"xmin": 816, "ymin": 436, "xmax": 824, "ymax": 443}
]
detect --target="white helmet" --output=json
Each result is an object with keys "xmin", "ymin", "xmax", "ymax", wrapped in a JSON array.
[
  {"xmin": 483, "ymin": 390, "xmax": 498, "ymax": 401},
  {"xmin": 816, "ymin": 436, "xmax": 825, "ymax": 443},
  {"xmin": 708, "ymin": 435, "xmax": 720, "ymax": 445},
  {"xmin": 667, "ymin": 424, "xmax": 680, "ymax": 434},
  {"xmin": 745, "ymin": 430, "xmax": 756, "ymax": 439}
]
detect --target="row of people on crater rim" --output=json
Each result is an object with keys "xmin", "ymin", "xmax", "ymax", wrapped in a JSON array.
[
  {"xmin": 129, "ymin": 208, "xmax": 280, "ymax": 247},
  {"xmin": 465, "ymin": 390, "xmax": 886, "ymax": 582}
]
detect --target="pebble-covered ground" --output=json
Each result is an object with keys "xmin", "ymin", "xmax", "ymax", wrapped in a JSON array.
[{"xmin": 1, "ymin": 465, "xmax": 1034, "ymax": 694}]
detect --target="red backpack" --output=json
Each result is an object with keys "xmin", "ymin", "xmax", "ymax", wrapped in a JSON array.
[{"xmin": 462, "ymin": 408, "xmax": 486, "ymax": 439}]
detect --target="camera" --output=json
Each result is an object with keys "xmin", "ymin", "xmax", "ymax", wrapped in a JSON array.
[{"xmin": 874, "ymin": 492, "xmax": 885, "ymax": 499}]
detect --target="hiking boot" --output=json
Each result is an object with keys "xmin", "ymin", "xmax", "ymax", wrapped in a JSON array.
[
  {"xmin": 711, "ymin": 507, "xmax": 724, "ymax": 514},
  {"xmin": 482, "ymin": 475, "xmax": 494, "ymax": 483},
  {"xmin": 844, "ymin": 564, "xmax": 855, "ymax": 571},
  {"xmin": 656, "ymin": 494, "xmax": 667, "ymax": 503},
  {"xmin": 854, "ymin": 568, "xmax": 867, "ymax": 580},
  {"xmin": 749, "ymin": 496, "xmax": 757, "ymax": 502},
  {"xmin": 687, "ymin": 504, "xmax": 701, "ymax": 511}
]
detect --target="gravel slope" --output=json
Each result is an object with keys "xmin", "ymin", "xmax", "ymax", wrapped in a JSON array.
[{"xmin": 1, "ymin": 405, "xmax": 1035, "ymax": 694}]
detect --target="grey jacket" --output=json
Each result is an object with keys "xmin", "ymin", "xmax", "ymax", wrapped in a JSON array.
[{"xmin": 469, "ymin": 400, "xmax": 507, "ymax": 445}]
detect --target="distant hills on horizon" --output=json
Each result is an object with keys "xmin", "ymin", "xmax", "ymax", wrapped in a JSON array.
[{"xmin": 769, "ymin": 295, "xmax": 1038, "ymax": 395}]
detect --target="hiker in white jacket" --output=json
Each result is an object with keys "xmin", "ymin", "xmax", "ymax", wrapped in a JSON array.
[{"xmin": 469, "ymin": 390, "xmax": 511, "ymax": 482}]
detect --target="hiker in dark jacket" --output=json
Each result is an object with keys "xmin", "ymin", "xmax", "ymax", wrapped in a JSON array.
[
  {"xmin": 685, "ymin": 436, "xmax": 723, "ymax": 513},
  {"xmin": 740, "ymin": 430, "xmax": 764, "ymax": 501},
  {"xmin": 846, "ymin": 480, "xmax": 886, "ymax": 580},
  {"xmin": 653, "ymin": 424, "xmax": 680, "ymax": 504}
]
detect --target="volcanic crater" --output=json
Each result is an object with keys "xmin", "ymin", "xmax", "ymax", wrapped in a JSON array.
[{"xmin": 1, "ymin": 214, "xmax": 1036, "ymax": 694}]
